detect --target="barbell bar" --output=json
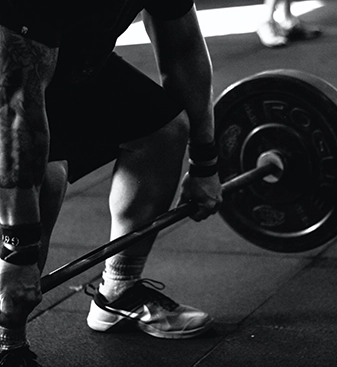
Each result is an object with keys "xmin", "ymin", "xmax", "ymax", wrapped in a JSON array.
[{"xmin": 41, "ymin": 161, "xmax": 280, "ymax": 294}]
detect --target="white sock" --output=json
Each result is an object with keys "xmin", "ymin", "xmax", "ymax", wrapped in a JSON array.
[{"xmin": 98, "ymin": 254, "xmax": 147, "ymax": 302}]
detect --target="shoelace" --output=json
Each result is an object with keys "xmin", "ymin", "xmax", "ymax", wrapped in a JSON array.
[
  {"xmin": 84, "ymin": 279, "xmax": 179, "ymax": 312},
  {"xmin": 84, "ymin": 283, "xmax": 96, "ymax": 297},
  {"xmin": 134, "ymin": 279, "xmax": 179, "ymax": 312}
]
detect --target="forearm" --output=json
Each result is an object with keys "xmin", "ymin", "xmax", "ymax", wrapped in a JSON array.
[
  {"xmin": 144, "ymin": 6, "xmax": 215, "ymax": 145},
  {"xmin": 160, "ymin": 42, "xmax": 214, "ymax": 145}
]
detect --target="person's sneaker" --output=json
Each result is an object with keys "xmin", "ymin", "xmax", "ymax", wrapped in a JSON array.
[
  {"xmin": 0, "ymin": 347, "xmax": 41, "ymax": 366},
  {"xmin": 86, "ymin": 279, "xmax": 213, "ymax": 339},
  {"xmin": 257, "ymin": 20, "xmax": 288, "ymax": 48}
]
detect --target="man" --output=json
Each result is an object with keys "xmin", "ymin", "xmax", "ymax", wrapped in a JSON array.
[
  {"xmin": 0, "ymin": 0, "xmax": 222, "ymax": 365},
  {"xmin": 257, "ymin": 0, "xmax": 322, "ymax": 47}
]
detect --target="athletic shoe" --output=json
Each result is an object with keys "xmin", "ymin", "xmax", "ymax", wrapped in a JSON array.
[
  {"xmin": 257, "ymin": 21, "xmax": 287, "ymax": 48},
  {"xmin": 0, "ymin": 347, "xmax": 41, "ymax": 366},
  {"xmin": 86, "ymin": 279, "xmax": 213, "ymax": 339}
]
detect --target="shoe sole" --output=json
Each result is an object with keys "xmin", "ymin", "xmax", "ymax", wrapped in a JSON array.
[
  {"xmin": 256, "ymin": 31, "xmax": 288, "ymax": 48},
  {"xmin": 137, "ymin": 317, "xmax": 213, "ymax": 339}
]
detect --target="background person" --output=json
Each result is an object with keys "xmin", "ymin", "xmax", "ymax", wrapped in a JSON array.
[{"xmin": 257, "ymin": 0, "xmax": 322, "ymax": 47}]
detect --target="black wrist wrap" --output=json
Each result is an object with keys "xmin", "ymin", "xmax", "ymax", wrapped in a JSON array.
[
  {"xmin": 188, "ymin": 141, "xmax": 218, "ymax": 162},
  {"xmin": 188, "ymin": 141, "xmax": 219, "ymax": 178},
  {"xmin": 189, "ymin": 163, "xmax": 219, "ymax": 177}
]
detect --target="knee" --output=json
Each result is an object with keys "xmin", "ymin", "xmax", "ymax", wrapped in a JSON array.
[
  {"xmin": 44, "ymin": 161, "xmax": 68, "ymax": 188},
  {"xmin": 152, "ymin": 110, "xmax": 189, "ymax": 157},
  {"xmin": 121, "ymin": 109, "xmax": 189, "ymax": 155}
]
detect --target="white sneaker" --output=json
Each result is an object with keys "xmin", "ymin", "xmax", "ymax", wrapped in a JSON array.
[
  {"xmin": 86, "ymin": 279, "xmax": 213, "ymax": 339},
  {"xmin": 257, "ymin": 21, "xmax": 287, "ymax": 48}
]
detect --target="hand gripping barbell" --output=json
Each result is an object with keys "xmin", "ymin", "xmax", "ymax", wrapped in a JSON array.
[{"xmin": 41, "ymin": 69, "xmax": 337, "ymax": 294}]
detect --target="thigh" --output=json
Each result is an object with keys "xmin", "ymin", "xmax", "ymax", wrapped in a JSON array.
[{"xmin": 46, "ymin": 52, "xmax": 184, "ymax": 183}]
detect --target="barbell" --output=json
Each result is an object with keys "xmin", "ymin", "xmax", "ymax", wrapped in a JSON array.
[{"xmin": 41, "ymin": 69, "xmax": 337, "ymax": 294}]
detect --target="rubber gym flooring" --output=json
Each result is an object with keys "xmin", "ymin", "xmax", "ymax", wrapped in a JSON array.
[{"xmin": 29, "ymin": 1, "xmax": 337, "ymax": 366}]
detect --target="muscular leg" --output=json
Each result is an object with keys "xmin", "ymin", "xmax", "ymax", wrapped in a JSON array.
[
  {"xmin": 39, "ymin": 161, "xmax": 68, "ymax": 271},
  {"xmin": 109, "ymin": 111, "xmax": 189, "ymax": 256},
  {"xmin": 88, "ymin": 112, "xmax": 213, "ymax": 338},
  {"xmin": 0, "ymin": 160, "xmax": 67, "ymax": 354},
  {"xmin": 99, "ymin": 110, "xmax": 189, "ymax": 300},
  {"xmin": 0, "ymin": 28, "xmax": 58, "ymax": 356},
  {"xmin": 0, "ymin": 160, "xmax": 67, "ymax": 318},
  {"xmin": 0, "ymin": 121, "xmax": 47, "ymax": 328}
]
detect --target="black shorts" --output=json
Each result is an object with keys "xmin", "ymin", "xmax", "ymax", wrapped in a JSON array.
[{"xmin": 46, "ymin": 52, "xmax": 184, "ymax": 183}]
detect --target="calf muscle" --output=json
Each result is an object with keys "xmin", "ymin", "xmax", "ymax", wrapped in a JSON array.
[{"xmin": 0, "ymin": 26, "xmax": 58, "ymax": 189}]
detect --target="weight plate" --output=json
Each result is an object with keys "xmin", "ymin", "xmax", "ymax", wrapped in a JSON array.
[{"xmin": 215, "ymin": 69, "xmax": 337, "ymax": 252}]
